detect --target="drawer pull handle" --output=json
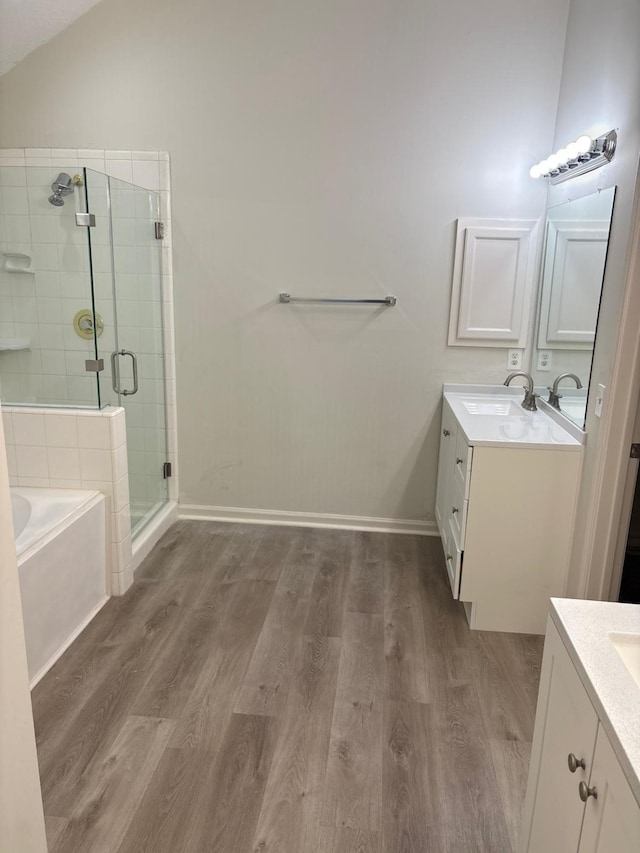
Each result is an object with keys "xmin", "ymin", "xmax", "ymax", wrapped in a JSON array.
[
  {"xmin": 452, "ymin": 506, "xmax": 459, "ymax": 514},
  {"xmin": 578, "ymin": 781, "xmax": 597, "ymax": 802},
  {"xmin": 443, "ymin": 429, "xmax": 451, "ymax": 437},
  {"xmin": 568, "ymin": 753, "xmax": 586, "ymax": 773},
  {"xmin": 456, "ymin": 457, "xmax": 464, "ymax": 465}
]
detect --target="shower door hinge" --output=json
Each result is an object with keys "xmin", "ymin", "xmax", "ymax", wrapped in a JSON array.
[
  {"xmin": 154, "ymin": 221, "xmax": 165, "ymax": 240},
  {"xmin": 84, "ymin": 358, "xmax": 104, "ymax": 372},
  {"xmin": 76, "ymin": 212, "xmax": 96, "ymax": 227},
  {"xmin": 163, "ymin": 461, "xmax": 172, "ymax": 479},
  {"xmin": 631, "ymin": 444, "xmax": 640, "ymax": 459}
]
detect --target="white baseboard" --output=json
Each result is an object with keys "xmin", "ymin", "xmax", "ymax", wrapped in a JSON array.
[
  {"xmin": 178, "ymin": 503, "xmax": 438, "ymax": 536},
  {"xmin": 132, "ymin": 501, "xmax": 178, "ymax": 573}
]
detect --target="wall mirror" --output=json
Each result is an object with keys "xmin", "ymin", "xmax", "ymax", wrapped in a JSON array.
[{"xmin": 532, "ymin": 186, "xmax": 616, "ymax": 429}]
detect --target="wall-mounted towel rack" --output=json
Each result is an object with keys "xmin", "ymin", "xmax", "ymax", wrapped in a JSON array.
[{"xmin": 279, "ymin": 293, "xmax": 396, "ymax": 306}]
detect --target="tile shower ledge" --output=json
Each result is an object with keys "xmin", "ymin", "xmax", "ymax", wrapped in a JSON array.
[
  {"xmin": 443, "ymin": 383, "xmax": 585, "ymax": 450},
  {"xmin": 550, "ymin": 598, "xmax": 640, "ymax": 804}
]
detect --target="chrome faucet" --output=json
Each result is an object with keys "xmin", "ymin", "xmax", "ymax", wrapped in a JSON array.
[
  {"xmin": 547, "ymin": 373, "xmax": 583, "ymax": 410},
  {"xmin": 504, "ymin": 371, "xmax": 538, "ymax": 411}
]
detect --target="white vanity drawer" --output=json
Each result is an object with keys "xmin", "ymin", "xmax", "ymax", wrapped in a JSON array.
[
  {"xmin": 443, "ymin": 519, "xmax": 463, "ymax": 599},
  {"xmin": 453, "ymin": 430, "xmax": 473, "ymax": 497},
  {"xmin": 449, "ymin": 476, "xmax": 468, "ymax": 550}
]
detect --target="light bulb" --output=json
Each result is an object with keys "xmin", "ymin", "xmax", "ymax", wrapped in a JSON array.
[
  {"xmin": 565, "ymin": 142, "xmax": 579, "ymax": 160},
  {"xmin": 529, "ymin": 164, "xmax": 542, "ymax": 179},
  {"xmin": 546, "ymin": 154, "xmax": 560, "ymax": 171},
  {"xmin": 556, "ymin": 148, "xmax": 569, "ymax": 166},
  {"xmin": 576, "ymin": 135, "xmax": 593, "ymax": 155},
  {"xmin": 538, "ymin": 159, "xmax": 550, "ymax": 175}
]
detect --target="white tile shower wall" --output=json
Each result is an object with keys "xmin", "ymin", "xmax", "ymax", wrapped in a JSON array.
[
  {"xmin": 0, "ymin": 161, "xmax": 97, "ymax": 407},
  {"xmin": 0, "ymin": 148, "xmax": 178, "ymax": 503},
  {"xmin": 2, "ymin": 405, "xmax": 133, "ymax": 593}
]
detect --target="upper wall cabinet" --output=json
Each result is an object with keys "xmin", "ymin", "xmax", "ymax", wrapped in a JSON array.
[{"xmin": 448, "ymin": 218, "xmax": 539, "ymax": 348}]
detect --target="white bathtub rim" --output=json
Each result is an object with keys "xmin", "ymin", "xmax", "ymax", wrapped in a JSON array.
[
  {"xmin": 14, "ymin": 487, "xmax": 104, "ymax": 563},
  {"xmin": 29, "ymin": 594, "xmax": 109, "ymax": 689}
]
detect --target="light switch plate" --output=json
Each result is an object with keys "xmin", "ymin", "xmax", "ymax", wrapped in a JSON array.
[
  {"xmin": 595, "ymin": 383, "xmax": 605, "ymax": 418},
  {"xmin": 507, "ymin": 349, "xmax": 523, "ymax": 370}
]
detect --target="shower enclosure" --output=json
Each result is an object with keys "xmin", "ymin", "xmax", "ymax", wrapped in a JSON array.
[{"xmin": 0, "ymin": 163, "xmax": 169, "ymax": 537}]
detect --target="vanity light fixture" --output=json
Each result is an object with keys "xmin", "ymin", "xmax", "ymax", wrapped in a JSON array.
[{"xmin": 530, "ymin": 129, "xmax": 617, "ymax": 184}]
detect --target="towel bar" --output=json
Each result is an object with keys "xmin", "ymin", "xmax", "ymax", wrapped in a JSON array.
[{"xmin": 279, "ymin": 293, "xmax": 396, "ymax": 306}]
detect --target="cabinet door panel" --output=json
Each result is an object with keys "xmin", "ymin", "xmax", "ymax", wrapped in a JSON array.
[
  {"xmin": 524, "ymin": 628, "xmax": 598, "ymax": 853},
  {"xmin": 578, "ymin": 725, "xmax": 640, "ymax": 853}
]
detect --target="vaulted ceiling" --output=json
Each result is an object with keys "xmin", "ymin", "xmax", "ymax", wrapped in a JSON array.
[{"xmin": 0, "ymin": 0, "xmax": 104, "ymax": 76}]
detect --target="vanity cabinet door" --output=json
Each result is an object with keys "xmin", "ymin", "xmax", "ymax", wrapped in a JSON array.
[
  {"xmin": 577, "ymin": 725, "xmax": 640, "ymax": 853},
  {"xmin": 520, "ymin": 623, "xmax": 599, "ymax": 853},
  {"xmin": 435, "ymin": 400, "xmax": 457, "ymax": 533}
]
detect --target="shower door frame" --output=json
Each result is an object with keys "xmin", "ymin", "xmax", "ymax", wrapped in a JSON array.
[{"xmin": 82, "ymin": 164, "xmax": 174, "ymax": 541}]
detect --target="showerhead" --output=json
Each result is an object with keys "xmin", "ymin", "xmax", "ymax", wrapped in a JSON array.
[{"xmin": 48, "ymin": 172, "xmax": 74, "ymax": 207}]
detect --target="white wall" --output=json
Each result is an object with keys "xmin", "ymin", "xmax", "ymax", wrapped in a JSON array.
[
  {"xmin": 546, "ymin": 0, "xmax": 640, "ymax": 597},
  {"xmin": 0, "ymin": 0, "xmax": 570, "ymax": 525},
  {"xmin": 0, "ymin": 407, "xmax": 47, "ymax": 852}
]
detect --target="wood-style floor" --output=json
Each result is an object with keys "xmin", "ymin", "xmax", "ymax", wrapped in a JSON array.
[{"xmin": 33, "ymin": 521, "xmax": 543, "ymax": 853}]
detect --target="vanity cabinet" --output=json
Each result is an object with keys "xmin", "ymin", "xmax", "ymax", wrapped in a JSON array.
[
  {"xmin": 435, "ymin": 393, "xmax": 583, "ymax": 634},
  {"xmin": 520, "ymin": 620, "xmax": 640, "ymax": 853}
]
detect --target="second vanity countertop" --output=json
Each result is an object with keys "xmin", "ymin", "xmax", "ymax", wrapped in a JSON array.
[
  {"xmin": 550, "ymin": 598, "xmax": 640, "ymax": 804},
  {"xmin": 443, "ymin": 384, "xmax": 585, "ymax": 450}
]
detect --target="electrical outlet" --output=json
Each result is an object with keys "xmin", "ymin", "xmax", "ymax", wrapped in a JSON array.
[
  {"xmin": 594, "ymin": 383, "xmax": 605, "ymax": 418},
  {"xmin": 537, "ymin": 350, "xmax": 552, "ymax": 371},
  {"xmin": 507, "ymin": 349, "xmax": 523, "ymax": 370}
]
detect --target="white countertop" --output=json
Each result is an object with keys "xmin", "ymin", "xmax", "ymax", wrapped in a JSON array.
[
  {"xmin": 550, "ymin": 598, "xmax": 640, "ymax": 803},
  {"xmin": 443, "ymin": 384, "xmax": 584, "ymax": 450}
]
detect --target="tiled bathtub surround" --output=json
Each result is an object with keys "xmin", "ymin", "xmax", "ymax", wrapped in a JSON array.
[
  {"xmin": 0, "ymin": 147, "xmax": 178, "ymax": 508},
  {"xmin": 3, "ymin": 405, "xmax": 133, "ymax": 594}
]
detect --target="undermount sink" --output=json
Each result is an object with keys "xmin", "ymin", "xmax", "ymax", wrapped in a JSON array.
[
  {"xmin": 461, "ymin": 398, "xmax": 523, "ymax": 417},
  {"xmin": 610, "ymin": 633, "xmax": 640, "ymax": 688}
]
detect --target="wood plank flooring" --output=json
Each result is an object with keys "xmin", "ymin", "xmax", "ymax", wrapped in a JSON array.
[{"xmin": 32, "ymin": 521, "xmax": 543, "ymax": 853}]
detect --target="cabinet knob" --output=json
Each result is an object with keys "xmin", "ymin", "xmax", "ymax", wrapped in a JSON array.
[
  {"xmin": 446, "ymin": 554, "xmax": 452, "ymax": 562},
  {"xmin": 456, "ymin": 457, "xmax": 463, "ymax": 465},
  {"xmin": 567, "ymin": 753, "xmax": 586, "ymax": 773},
  {"xmin": 578, "ymin": 781, "xmax": 597, "ymax": 802},
  {"xmin": 443, "ymin": 429, "xmax": 451, "ymax": 437},
  {"xmin": 452, "ymin": 506, "xmax": 459, "ymax": 514}
]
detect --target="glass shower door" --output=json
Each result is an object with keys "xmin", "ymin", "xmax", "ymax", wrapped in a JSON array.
[{"xmin": 86, "ymin": 169, "xmax": 168, "ymax": 536}]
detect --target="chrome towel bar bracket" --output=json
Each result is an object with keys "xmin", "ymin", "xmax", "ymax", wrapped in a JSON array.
[{"xmin": 279, "ymin": 293, "xmax": 396, "ymax": 306}]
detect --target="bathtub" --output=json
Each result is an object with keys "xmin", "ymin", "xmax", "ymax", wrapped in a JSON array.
[{"xmin": 12, "ymin": 487, "xmax": 108, "ymax": 687}]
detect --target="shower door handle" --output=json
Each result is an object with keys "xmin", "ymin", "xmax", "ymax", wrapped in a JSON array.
[{"xmin": 110, "ymin": 349, "xmax": 139, "ymax": 396}]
